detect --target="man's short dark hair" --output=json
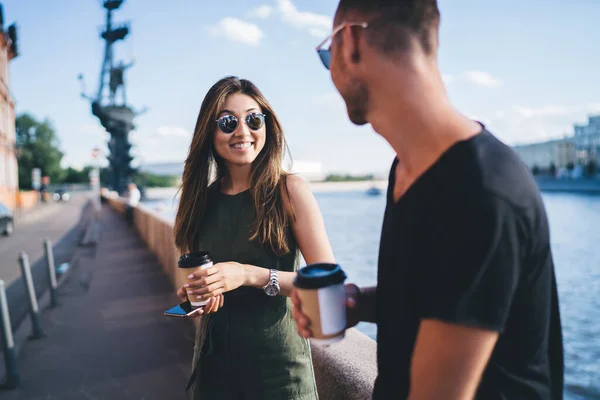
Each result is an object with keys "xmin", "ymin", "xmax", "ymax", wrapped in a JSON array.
[{"xmin": 337, "ymin": 0, "xmax": 440, "ymax": 54}]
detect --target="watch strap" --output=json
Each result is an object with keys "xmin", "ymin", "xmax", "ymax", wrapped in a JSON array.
[{"xmin": 263, "ymin": 269, "xmax": 280, "ymax": 294}]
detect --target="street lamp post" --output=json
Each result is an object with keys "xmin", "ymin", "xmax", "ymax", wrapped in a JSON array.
[{"xmin": 90, "ymin": 147, "xmax": 102, "ymax": 213}]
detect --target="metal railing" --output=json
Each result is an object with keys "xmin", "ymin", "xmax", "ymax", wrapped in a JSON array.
[{"xmin": 0, "ymin": 239, "xmax": 59, "ymax": 389}]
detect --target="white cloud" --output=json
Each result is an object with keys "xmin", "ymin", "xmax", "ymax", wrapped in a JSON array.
[
  {"xmin": 155, "ymin": 126, "xmax": 191, "ymax": 138},
  {"xmin": 60, "ymin": 155, "xmax": 85, "ymax": 170},
  {"xmin": 208, "ymin": 17, "xmax": 264, "ymax": 46},
  {"xmin": 242, "ymin": 1, "xmax": 332, "ymax": 40},
  {"xmin": 481, "ymin": 102, "xmax": 600, "ymax": 145},
  {"xmin": 276, "ymin": 0, "xmax": 332, "ymax": 38},
  {"xmin": 461, "ymin": 70, "xmax": 501, "ymax": 88},
  {"xmin": 250, "ymin": 4, "xmax": 273, "ymax": 18},
  {"xmin": 512, "ymin": 104, "xmax": 600, "ymax": 119}
]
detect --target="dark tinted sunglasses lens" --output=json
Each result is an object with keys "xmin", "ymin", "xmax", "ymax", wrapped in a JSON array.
[
  {"xmin": 246, "ymin": 113, "xmax": 265, "ymax": 130},
  {"xmin": 317, "ymin": 49, "xmax": 331, "ymax": 70},
  {"xmin": 218, "ymin": 115, "xmax": 238, "ymax": 133}
]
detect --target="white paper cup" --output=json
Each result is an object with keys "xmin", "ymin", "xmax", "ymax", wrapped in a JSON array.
[
  {"xmin": 178, "ymin": 252, "xmax": 213, "ymax": 308},
  {"xmin": 294, "ymin": 263, "xmax": 347, "ymax": 345}
]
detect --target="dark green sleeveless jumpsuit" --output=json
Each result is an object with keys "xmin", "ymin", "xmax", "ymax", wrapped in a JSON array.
[{"xmin": 186, "ymin": 187, "xmax": 318, "ymax": 400}]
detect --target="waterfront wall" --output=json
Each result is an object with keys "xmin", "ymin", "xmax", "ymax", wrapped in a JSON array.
[
  {"xmin": 105, "ymin": 195, "xmax": 378, "ymax": 399},
  {"xmin": 536, "ymin": 177, "xmax": 600, "ymax": 194}
]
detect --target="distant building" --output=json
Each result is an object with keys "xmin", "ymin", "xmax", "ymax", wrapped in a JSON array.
[
  {"xmin": 513, "ymin": 139, "xmax": 575, "ymax": 170},
  {"xmin": 0, "ymin": 6, "xmax": 18, "ymax": 209},
  {"xmin": 513, "ymin": 114, "xmax": 600, "ymax": 173},
  {"xmin": 573, "ymin": 115, "xmax": 600, "ymax": 165}
]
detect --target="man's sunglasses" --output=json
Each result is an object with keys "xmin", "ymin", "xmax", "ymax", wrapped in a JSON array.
[
  {"xmin": 215, "ymin": 112, "xmax": 266, "ymax": 134},
  {"xmin": 316, "ymin": 22, "xmax": 369, "ymax": 70}
]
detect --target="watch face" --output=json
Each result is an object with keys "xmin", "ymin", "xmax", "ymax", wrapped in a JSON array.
[{"xmin": 265, "ymin": 284, "xmax": 278, "ymax": 296}]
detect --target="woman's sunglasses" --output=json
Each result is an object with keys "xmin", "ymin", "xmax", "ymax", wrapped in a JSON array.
[{"xmin": 215, "ymin": 112, "xmax": 266, "ymax": 134}]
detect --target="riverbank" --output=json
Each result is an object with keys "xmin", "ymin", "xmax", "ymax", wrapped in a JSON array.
[
  {"xmin": 536, "ymin": 178, "xmax": 600, "ymax": 194},
  {"xmin": 142, "ymin": 180, "xmax": 389, "ymax": 204}
]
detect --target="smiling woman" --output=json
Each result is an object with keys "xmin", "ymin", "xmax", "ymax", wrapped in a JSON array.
[
  {"xmin": 213, "ymin": 99, "xmax": 267, "ymax": 167},
  {"xmin": 174, "ymin": 76, "xmax": 335, "ymax": 399}
]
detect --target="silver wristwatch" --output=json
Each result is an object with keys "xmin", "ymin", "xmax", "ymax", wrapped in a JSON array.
[{"xmin": 263, "ymin": 269, "xmax": 280, "ymax": 296}]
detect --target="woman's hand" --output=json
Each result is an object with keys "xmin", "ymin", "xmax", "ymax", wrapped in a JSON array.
[
  {"xmin": 177, "ymin": 285, "xmax": 189, "ymax": 303},
  {"xmin": 176, "ymin": 286, "xmax": 224, "ymax": 316},
  {"xmin": 186, "ymin": 262, "xmax": 248, "ymax": 302},
  {"xmin": 202, "ymin": 295, "xmax": 224, "ymax": 315}
]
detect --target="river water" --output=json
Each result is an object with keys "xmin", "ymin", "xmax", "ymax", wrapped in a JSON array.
[{"xmin": 143, "ymin": 189, "xmax": 600, "ymax": 399}]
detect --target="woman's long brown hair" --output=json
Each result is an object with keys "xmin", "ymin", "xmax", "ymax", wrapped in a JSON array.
[{"xmin": 174, "ymin": 76, "xmax": 294, "ymax": 255}]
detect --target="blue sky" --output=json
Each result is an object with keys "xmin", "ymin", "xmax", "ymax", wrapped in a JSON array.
[{"xmin": 3, "ymin": 0, "xmax": 599, "ymax": 175}]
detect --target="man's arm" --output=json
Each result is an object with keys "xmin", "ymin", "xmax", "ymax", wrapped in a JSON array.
[{"xmin": 409, "ymin": 320, "xmax": 498, "ymax": 400}]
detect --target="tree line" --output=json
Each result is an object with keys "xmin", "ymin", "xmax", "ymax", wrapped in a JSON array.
[{"xmin": 15, "ymin": 113, "xmax": 179, "ymax": 189}]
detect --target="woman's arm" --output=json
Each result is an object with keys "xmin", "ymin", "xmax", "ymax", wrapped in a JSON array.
[
  {"xmin": 245, "ymin": 175, "xmax": 336, "ymax": 296},
  {"xmin": 283, "ymin": 174, "xmax": 336, "ymax": 265},
  {"xmin": 189, "ymin": 175, "xmax": 336, "ymax": 299}
]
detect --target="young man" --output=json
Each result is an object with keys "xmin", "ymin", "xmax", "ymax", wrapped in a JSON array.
[{"xmin": 291, "ymin": 1, "xmax": 564, "ymax": 399}]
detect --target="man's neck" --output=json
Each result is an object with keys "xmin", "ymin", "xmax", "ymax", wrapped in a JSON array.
[{"xmin": 368, "ymin": 64, "xmax": 480, "ymax": 181}]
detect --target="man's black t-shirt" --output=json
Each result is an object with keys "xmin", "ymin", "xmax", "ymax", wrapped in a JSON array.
[{"xmin": 373, "ymin": 129, "xmax": 564, "ymax": 399}]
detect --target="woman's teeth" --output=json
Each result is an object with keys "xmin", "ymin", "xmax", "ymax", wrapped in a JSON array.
[{"xmin": 232, "ymin": 142, "xmax": 252, "ymax": 149}]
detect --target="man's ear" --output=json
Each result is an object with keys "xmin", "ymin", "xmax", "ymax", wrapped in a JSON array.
[{"xmin": 340, "ymin": 25, "xmax": 363, "ymax": 66}]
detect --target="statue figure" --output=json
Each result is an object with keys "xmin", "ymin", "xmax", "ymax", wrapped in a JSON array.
[{"xmin": 109, "ymin": 60, "xmax": 134, "ymax": 105}]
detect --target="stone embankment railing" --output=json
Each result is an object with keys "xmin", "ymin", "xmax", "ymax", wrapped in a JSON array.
[{"xmin": 104, "ymin": 194, "xmax": 378, "ymax": 400}]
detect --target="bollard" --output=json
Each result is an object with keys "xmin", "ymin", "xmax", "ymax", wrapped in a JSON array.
[
  {"xmin": 0, "ymin": 280, "xmax": 19, "ymax": 389},
  {"xmin": 18, "ymin": 252, "xmax": 45, "ymax": 339},
  {"xmin": 43, "ymin": 239, "xmax": 58, "ymax": 307}
]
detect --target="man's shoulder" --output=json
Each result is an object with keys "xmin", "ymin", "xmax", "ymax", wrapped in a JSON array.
[{"xmin": 448, "ymin": 129, "xmax": 544, "ymax": 214}]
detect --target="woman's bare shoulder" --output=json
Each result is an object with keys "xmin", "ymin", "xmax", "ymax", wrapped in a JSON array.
[{"xmin": 283, "ymin": 174, "xmax": 311, "ymax": 199}]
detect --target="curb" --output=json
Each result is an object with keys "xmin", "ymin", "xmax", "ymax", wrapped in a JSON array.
[
  {"xmin": 8, "ymin": 248, "xmax": 85, "ymax": 358},
  {"xmin": 1, "ymin": 200, "xmax": 97, "ymax": 381}
]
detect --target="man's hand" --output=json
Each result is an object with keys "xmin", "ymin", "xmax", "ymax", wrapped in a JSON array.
[
  {"xmin": 344, "ymin": 283, "xmax": 361, "ymax": 329},
  {"xmin": 291, "ymin": 283, "xmax": 361, "ymax": 338}
]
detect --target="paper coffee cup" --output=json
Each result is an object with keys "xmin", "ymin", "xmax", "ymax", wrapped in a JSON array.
[
  {"xmin": 294, "ymin": 263, "xmax": 347, "ymax": 345},
  {"xmin": 178, "ymin": 251, "xmax": 213, "ymax": 308}
]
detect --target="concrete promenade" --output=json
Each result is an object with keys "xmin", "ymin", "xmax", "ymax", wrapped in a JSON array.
[
  {"xmin": 0, "ymin": 193, "xmax": 90, "ymax": 287},
  {"xmin": 0, "ymin": 196, "xmax": 378, "ymax": 399},
  {"xmin": 1, "ymin": 204, "xmax": 195, "ymax": 399}
]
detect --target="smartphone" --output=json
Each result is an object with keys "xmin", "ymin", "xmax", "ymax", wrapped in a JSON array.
[{"xmin": 164, "ymin": 300, "xmax": 203, "ymax": 318}]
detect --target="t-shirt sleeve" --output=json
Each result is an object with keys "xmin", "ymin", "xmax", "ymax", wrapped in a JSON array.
[{"xmin": 416, "ymin": 192, "xmax": 524, "ymax": 332}]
